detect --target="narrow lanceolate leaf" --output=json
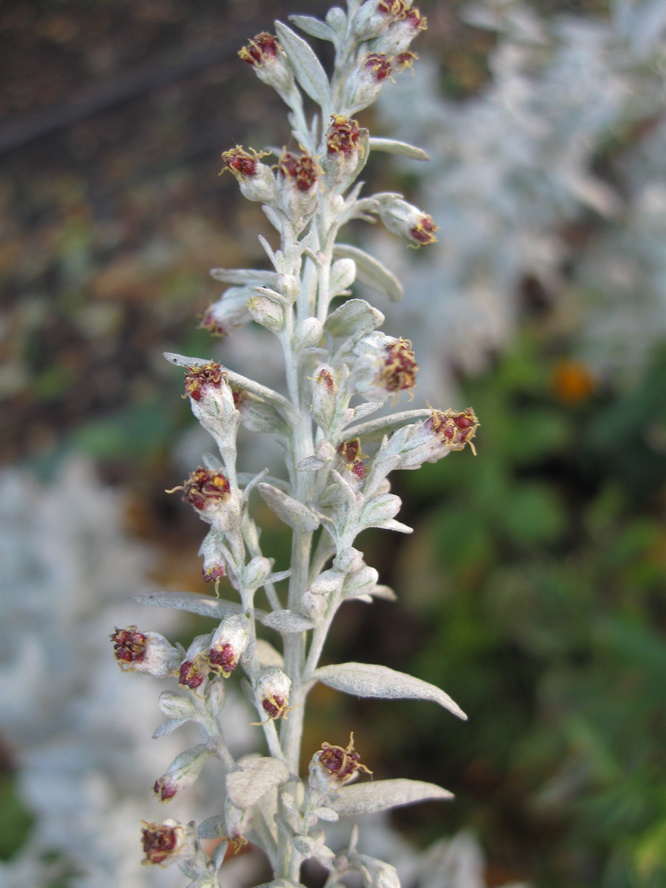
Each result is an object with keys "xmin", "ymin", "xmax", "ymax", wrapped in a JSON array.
[
  {"xmin": 260, "ymin": 609, "xmax": 315, "ymax": 633},
  {"xmin": 210, "ymin": 268, "xmax": 278, "ymax": 286},
  {"xmin": 332, "ymin": 245, "xmax": 403, "ymax": 303},
  {"xmin": 226, "ymin": 756, "xmax": 290, "ymax": 809},
  {"xmin": 325, "ymin": 298, "xmax": 385, "ymax": 338},
  {"xmin": 152, "ymin": 716, "xmax": 190, "ymax": 738},
  {"xmin": 332, "ymin": 779, "xmax": 453, "ymax": 817},
  {"xmin": 312, "ymin": 662, "xmax": 467, "ymax": 720},
  {"xmin": 275, "ymin": 21, "xmax": 331, "ymax": 110},
  {"xmin": 344, "ymin": 409, "xmax": 432, "ymax": 443},
  {"xmin": 198, "ymin": 815, "xmax": 226, "ymax": 840},
  {"xmin": 368, "ymin": 137, "xmax": 431, "ymax": 162},
  {"xmin": 289, "ymin": 14, "xmax": 337, "ymax": 43},
  {"xmin": 134, "ymin": 590, "xmax": 264, "ymax": 620},
  {"xmin": 258, "ymin": 482, "xmax": 320, "ymax": 532}
]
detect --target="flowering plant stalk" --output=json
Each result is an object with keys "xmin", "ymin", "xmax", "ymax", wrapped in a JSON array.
[{"xmin": 112, "ymin": 2, "xmax": 478, "ymax": 886}]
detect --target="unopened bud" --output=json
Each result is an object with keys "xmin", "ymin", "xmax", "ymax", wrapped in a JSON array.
[
  {"xmin": 232, "ymin": 387, "xmax": 287, "ymax": 435},
  {"xmin": 140, "ymin": 819, "xmax": 197, "ymax": 868},
  {"xmin": 247, "ymin": 293, "xmax": 285, "ymax": 333},
  {"xmin": 110, "ymin": 627, "xmax": 179, "ymax": 677},
  {"xmin": 310, "ymin": 364, "xmax": 338, "ymax": 431},
  {"xmin": 153, "ymin": 744, "xmax": 212, "ymax": 802},
  {"xmin": 351, "ymin": 333, "xmax": 418, "ymax": 402},
  {"xmin": 376, "ymin": 197, "xmax": 438, "ymax": 246},
  {"xmin": 256, "ymin": 667, "xmax": 292, "ymax": 720},
  {"xmin": 200, "ymin": 287, "xmax": 252, "ymax": 337}
]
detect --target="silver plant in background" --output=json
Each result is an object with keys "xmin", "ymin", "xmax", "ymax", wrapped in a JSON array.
[
  {"xmin": 371, "ymin": 0, "xmax": 666, "ymax": 398},
  {"xmin": 112, "ymin": 2, "xmax": 480, "ymax": 887}
]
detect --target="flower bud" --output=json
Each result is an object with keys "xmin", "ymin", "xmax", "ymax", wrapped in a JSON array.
[
  {"xmin": 247, "ymin": 292, "xmax": 285, "ymax": 333},
  {"xmin": 309, "ymin": 733, "xmax": 372, "ymax": 793},
  {"xmin": 256, "ymin": 666, "xmax": 292, "ymax": 720},
  {"xmin": 276, "ymin": 150, "xmax": 320, "ymax": 231},
  {"xmin": 209, "ymin": 615, "xmax": 250, "ymax": 678},
  {"xmin": 426, "ymin": 407, "xmax": 479, "ymax": 454},
  {"xmin": 153, "ymin": 744, "xmax": 212, "ymax": 802},
  {"xmin": 351, "ymin": 854, "xmax": 401, "ymax": 888},
  {"xmin": 140, "ymin": 819, "xmax": 197, "ymax": 867},
  {"xmin": 221, "ymin": 146, "xmax": 276, "ymax": 204},
  {"xmin": 342, "ymin": 53, "xmax": 392, "ymax": 115},
  {"xmin": 310, "ymin": 364, "xmax": 338, "ymax": 431},
  {"xmin": 332, "ymin": 546, "xmax": 364, "ymax": 573},
  {"xmin": 232, "ymin": 387, "xmax": 287, "ymax": 435},
  {"xmin": 110, "ymin": 626, "xmax": 179, "ymax": 677},
  {"xmin": 376, "ymin": 197, "xmax": 438, "ymax": 246},
  {"xmin": 238, "ymin": 33, "xmax": 295, "ymax": 95},
  {"xmin": 371, "ymin": 6, "xmax": 427, "ymax": 56},
  {"xmin": 324, "ymin": 115, "xmax": 365, "ymax": 190},
  {"xmin": 351, "ymin": 332, "xmax": 418, "ymax": 402},
  {"xmin": 200, "ymin": 286, "xmax": 252, "ymax": 337},
  {"xmin": 303, "ymin": 568, "xmax": 343, "ymax": 618},
  {"xmin": 352, "ymin": 0, "xmax": 405, "ymax": 40}
]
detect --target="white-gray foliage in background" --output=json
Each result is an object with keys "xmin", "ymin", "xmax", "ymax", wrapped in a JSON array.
[{"xmin": 371, "ymin": 0, "xmax": 666, "ymax": 399}]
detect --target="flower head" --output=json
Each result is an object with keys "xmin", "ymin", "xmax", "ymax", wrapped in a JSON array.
[
  {"xmin": 376, "ymin": 196, "xmax": 438, "ymax": 246},
  {"xmin": 209, "ymin": 615, "xmax": 250, "ymax": 678},
  {"xmin": 351, "ymin": 333, "xmax": 418, "ymax": 402},
  {"xmin": 184, "ymin": 362, "xmax": 228, "ymax": 403},
  {"xmin": 337, "ymin": 438, "xmax": 367, "ymax": 482},
  {"xmin": 220, "ymin": 146, "xmax": 275, "ymax": 203},
  {"xmin": 309, "ymin": 733, "xmax": 372, "ymax": 793},
  {"xmin": 256, "ymin": 666, "xmax": 292, "ymax": 720},
  {"xmin": 140, "ymin": 819, "xmax": 196, "ymax": 867},
  {"xmin": 238, "ymin": 32, "xmax": 295, "ymax": 94},
  {"xmin": 110, "ymin": 626, "xmax": 179, "ymax": 677},
  {"xmin": 427, "ymin": 407, "xmax": 479, "ymax": 454}
]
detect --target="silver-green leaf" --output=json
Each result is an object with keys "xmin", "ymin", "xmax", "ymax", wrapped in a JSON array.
[
  {"xmin": 332, "ymin": 245, "xmax": 403, "ymax": 303},
  {"xmin": 289, "ymin": 14, "xmax": 337, "ymax": 43},
  {"xmin": 325, "ymin": 298, "xmax": 385, "ymax": 338},
  {"xmin": 134, "ymin": 590, "xmax": 260, "ymax": 620},
  {"xmin": 275, "ymin": 21, "xmax": 331, "ymax": 111},
  {"xmin": 368, "ymin": 137, "xmax": 431, "ymax": 162},
  {"xmin": 312, "ymin": 662, "xmax": 467, "ymax": 720},
  {"xmin": 226, "ymin": 756, "xmax": 290, "ymax": 808},
  {"xmin": 332, "ymin": 779, "xmax": 453, "ymax": 816},
  {"xmin": 258, "ymin": 482, "xmax": 320, "ymax": 532},
  {"xmin": 260, "ymin": 609, "xmax": 315, "ymax": 633}
]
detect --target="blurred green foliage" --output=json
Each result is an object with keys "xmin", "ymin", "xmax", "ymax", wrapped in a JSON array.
[{"xmin": 379, "ymin": 334, "xmax": 666, "ymax": 888}]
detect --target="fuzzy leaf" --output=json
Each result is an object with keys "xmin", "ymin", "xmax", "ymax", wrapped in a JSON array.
[
  {"xmin": 332, "ymin": 245, "xmax": 403, "ymax": 303},
  {"xmin": 152, "ymin": 717, "xmax": 190, "ymax": 738},
  {"xmin": 275, "ymin": 21, "xmax": 331, "ymax": 109},
  {"xmin": 368, "ymin": 137, "xmax": 431, "ymax": 162},
  {"xmin": 260, "ymin": 609, "xmax": 315, "ymax": 633},
  {"xmin": 255, "ymin": 639, "xmax": 285, "ymax": 668},
  {"xmin": 134, "ymin": 590, "xmax": 259, "ymax": 620},
  {"xmin": 226, "ymin": 756, "xmax": 290, "ymax": 808},
  {"xmin": 289, "ymin": 14, "xmax": 337, "ymax": 43},
  {"xmin": 344, "ymin": 408, "xmax": 431, "ymax": 443},
  {"xmin": 258, "ymin": 482, "xmax": 320, "ymax": 532},
  {"xmin": 328, "ymin": 258, "xmax": 357, "ymax": 297},
  {"xmin": 325, "ymin": 298, "xmax": 385, "ymax": 338},
  {"xmin": 198, "ymin": 815, "xmax": 226, "ymax": 840},
  {"xmin": 332, "ymin": 779, "xmax": 453, "ymax": 816},
  {"xmin": 312, "ymin": 662, "xmax": 467, "ymax": 720},
  {"xmin": 210, "ymin": 268, "xmax": 278, "ymax": 286},
  {"xmin": 158, "ymin": 691, "xmax": 198, "ymax": 719}
]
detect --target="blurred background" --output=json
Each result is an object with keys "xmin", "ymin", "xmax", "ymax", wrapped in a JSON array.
[{"xmin": 1, "ymin": 0, "xmax": 666, "ymax": 887}]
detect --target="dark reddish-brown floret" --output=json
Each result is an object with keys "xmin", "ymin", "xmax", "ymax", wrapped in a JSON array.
[
  {"xmin": 278, "ymin": 151, "xmax": 319, "ymax": 192},
  {"xmin": 221, "ymin": 146, "xmax": 259, "ymax": 178},
  {"xmin": 318, "ymin": 734, "xmax": 372, "ymax": 783},
  {"xmin": 110, "ymin": 626, "xmax": 147, "ymax": 665},
  {"xmin": 405, "ymin": 6, "xmax": 427, "ymax": 30},
  {"xmin": 326, "ymin": 115, "xmax": 361, "ymax": 156},
  {"xmin": 380, "ymin": 338, "xmax": 418, "ymax": 394},
  {"xmin": 208, "ymin": 643, "xmax": 238, "ymax": 677},
  {"xmin": 153, "ymin": 778, "xmax": 177, "ymax": 802},
  {"xmin": 141, "ymin": 822, "xmax": 179, "ymax": 866},
  {"xmin": 238, "ymin": 32, "xmax": 279, "ymax": 66},
  {"xmin": 364, "ymin": 53, "xmax": 392, "ymax": 81},
  {"xmin": 179, "ymin": 659, "xmax": 206, "ymax": 690},
  {"xmin": 426, "ymin": 407, "xmax": 479, "ymax": 453},
  {"xmin": 203, "ymin": 564, "xmax": 226, "ymax": 584},
  {"xmin": 184, "ymin": 362, "xmax": 227, "ymax": 402},
  {"xmin": 262, "ymin": 695, "xmax": 287, "ymax": 719},
  {"xmin": 338, "ymin": 438, "xmax": 367, "ymax": 480},
  {"xmin": 409, "ymin": 215, "xmax": 438, "ymax": 246},
  {"xmin": 179, "ymin": 467, "xmax": 231, "ymax": 511},
  {"xmin": 394, "ymin": 51, "xmax": 418, "ymax": 72}
]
